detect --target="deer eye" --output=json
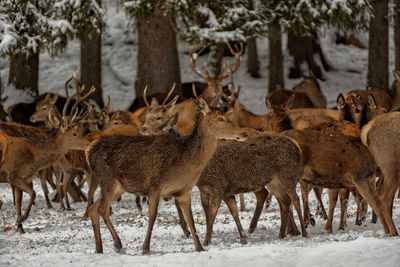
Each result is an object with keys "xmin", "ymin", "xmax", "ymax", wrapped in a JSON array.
[
  {"xmin": 156, "ymin": 117, "xmax": 162, "ymax": 120},
  {"xmin": 73, "ymin": 133, "xmax": 78, "ymax": 136},
  {"xmin": 218, "ymin": 117, "xmax": 225, "ymax": 122}
]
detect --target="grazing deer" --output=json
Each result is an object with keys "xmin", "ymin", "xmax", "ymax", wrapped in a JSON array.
[
  {"xmin": 86, "ymin": 97, "xmax": 248, "ymax": 254},
  {"xmin": 0, "ymin": 109, "xmax": 90, "ymax": 233}
]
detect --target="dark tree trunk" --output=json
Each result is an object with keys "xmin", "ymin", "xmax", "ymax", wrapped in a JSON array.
[
  {"xmin": 80, "ymin": 33, "xmax": 104, "ymax": 108},
  {"xmin": 135, "ymin": 9, "xmax": 181, "ymax": 97},
  {"xmin": 209, "ymin": 43, "xmax": 225, "ymax": 79},
  {"xmin": 367, "ymin": 0, "xmax": 389, "ymax": 89},
  {"xmin": 268, "ymin": 23, "xmax": 284, "ymax": 93},
  {"xmin": 395, "ymin": 0, "xmax": 400, "ymax": 71},
  {"xmin": 9, "ymin": 52, "xmax": 39, "ymax": 95},
  {"xmin": 247, "ymin": 0, "xmax": 260, "ymax": 78}
]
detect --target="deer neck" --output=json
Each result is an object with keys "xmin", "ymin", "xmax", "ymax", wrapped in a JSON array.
[{"xmin": 182, "ymin": 113, "xmax": 219, "ymax": 170}]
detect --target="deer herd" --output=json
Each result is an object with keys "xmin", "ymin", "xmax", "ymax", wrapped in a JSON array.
[{"xmin": 1, "ymin": 43, "xmax": 400, "ymax": 254}]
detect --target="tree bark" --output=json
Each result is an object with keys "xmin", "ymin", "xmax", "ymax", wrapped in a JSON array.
[
  {"xmin": 246, "ymin": 0, "xmax": 260, "ymax": 78},
  {"xmin": 367, "ymin": 0, "xmax": 389, "ymax": 89},
  {"xmin": 135, "ymin": 9, "xmax": 181, "ymax": 97},
  {"xmin": 208, "ymin": 43, "xmax": 225, "ymax": 79},
  {"xmin": 268, "ymin": 23, "xmax": 284, "ymax": 93},
  {"xmin": 9, "ymin": 52, "xmax": 39, "ymax": 95},
  {"xmin": 395, "ymin": 0, "xmax": 400, "ymax": 71},
  {"xmin": 80, "ymin": 33, "xmax": 104, "ymax": 108}
]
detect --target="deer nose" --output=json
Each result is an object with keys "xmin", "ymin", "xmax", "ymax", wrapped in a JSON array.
[
  {"xmin": 140, "ymin": 127, "xmax": 147, "ymax": 134},
  {"xmin": 243, "ymin": 131, "xmax": 249, "ymax": 138}
]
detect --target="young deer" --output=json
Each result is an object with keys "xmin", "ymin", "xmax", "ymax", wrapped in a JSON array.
[
  {"xmin": 86, "ymin": 97, "xmax": 248, "ymax": 254},
  {"xmin": 292, "ymin": 72, "xmax": 327, "ymax": 108}
]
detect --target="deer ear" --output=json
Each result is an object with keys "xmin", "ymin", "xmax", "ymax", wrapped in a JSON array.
[
  {"xmin": 265, "ymin": 97, "xmax": 275, "ymax": 112},
  {"xmin": 337, "ymin": 93, "xmax": 345, "ymax": 110},
  {"xmin": 50, "ymin": 94, "xmax": 58, "ymax": 105},
  {"xmin": 163, "ymin": 113, "xmax": 179, "ymax": 132},
  {"xmin": 150, "ymin": 98, "xmax": 159, "ymax": 108},
  {"xmin": 284, "ymin": 94, "xmax": 295, "ymax": 110},
  {"xmin": 198, "ymin": 97, "xmax": 211, "ymax": 114},
  {"xmin": 165, "ymin": 95, "xmax": 179, "ymax": 110},
  {"xmin": 393, "ymin": 70, "xmax": 400, "ymax": 82},
  {"xmin": 367, "ymin": 94, "xmax": 377, "ymax": 110}
]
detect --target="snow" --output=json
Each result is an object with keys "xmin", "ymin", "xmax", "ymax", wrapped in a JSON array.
[{"xmin": 1, "ymin": 1, "xmax": 400, "ymax": 266}]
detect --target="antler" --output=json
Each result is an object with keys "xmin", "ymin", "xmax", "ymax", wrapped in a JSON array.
[
  {"xmin": 161, "ymin": 83, "xmax": 176, "ymax": 106},
  {"xmin": 221, "ymin": 42, "xmax": 243, "ymax": 79},
  {"xmin": 192, "ymin": 83, "xmax": 199, "ymax": 100},
  {"xmin": 189, "ymin": 45, "xmax": 209, "ymax": 80},
  {"xmin": 143, "ymin": 85, "xmax": 150, "ymax": 107}
]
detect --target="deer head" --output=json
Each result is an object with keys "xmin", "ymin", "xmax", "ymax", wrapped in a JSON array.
[
  {"xmin": 140, "ymin": 84, "xmax": 179, "ymax": 135},
  {"xmin": 189, "ymin": 42, "xmax": 243, "ymax": 106}
]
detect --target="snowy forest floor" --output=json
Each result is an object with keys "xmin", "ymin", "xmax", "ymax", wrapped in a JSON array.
[{"xmin": 1, "ymin": 2, "xmax": 400, "ymax": 266}]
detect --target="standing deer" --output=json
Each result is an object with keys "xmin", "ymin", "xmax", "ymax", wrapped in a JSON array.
[
  {"xmin": 0, "ymin": 110, "xmax": 90, "ymax": 233},
  {"xmin": 86, "ymin": 97, "xmax": 248, "ymax": 254},
  {"xmin": 361, "ymin": 111, "xmax": 400, "ymax": 236}
]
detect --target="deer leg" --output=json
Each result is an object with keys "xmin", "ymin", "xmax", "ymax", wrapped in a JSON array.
[
  {"xmin": 265, "ymin": 192, "xmax": 273, "ymax": 209},
  {"xmin": 224, "ymin": 196, "xmax": 247, "ymax": 244},
  {"xmin": 200, "ymin": 190, "xmax": 210, "ymax": 229},
  {"xmin": 89, "ymin": 196, "xmax": 103, "ymax": 253},
  {"xmin": 314, "ymin": 187, "xmax": 327, "ymax": 220},
  {"xmin": 286, "ymin": 207, "xmax": 301, "ymax": 236},
  {"xmin": 135, "ymin": 196, "xmax": 143, "ymax": 211},
  {"xmin": 84, "ymin": 175, "xmax": 98, "ymax": 219},
  {"xmin": 355, "ymin": 179, "xmax": 389, "ymax": 235},
  {"xmin": 239, "ymin": 193, "xmax": 245, "ymax": 211},
  {"xmin": 249, "ymin": 188, "xmax": 268, "ymax": 233},
  {"xmin": 202, "ymin": 195, "xmax": 221, "ymax": 247},
  {"xmin": 287, "ymin": 189, "xmax": 308, "ymax": 238},
  {"xmin": 176, "ymin": 191, "xmax": 204, "ymax": 252},
  {"xmin": 11, "ymin": 177, "xmax": 36, "ymax": 233},
  {"xmin": 142, "ymin": 191, "xmax": 161, "ymax": 254},
  {"xmin": 300, "ymin": 182, "xmax": 313, "ymax": 227},
  {"xmin": 100, "ymin": 188, "xmax": 124, "ymax": 254},
  {"xmin": 338, "ymin": 189, "xmax": 349, "ymax": 231},
  {"xmin": 62, "ymin": 172, "xmax": 73, "ymax": 210},
  {"xmin": 351, "ymin": 189, "xmax": 363, "ymax": 225},
  {"xmin": 13, "ymin": 186, "xmax": 24, "ymax": 234},
  {"xmin": 39, "ymin": 170, "xmax": 52, "ymax": 209},
  {"xmin": 174, "ymin": 198, "xmax": 190, "ymax": 237},
  {"xmin": 275, "ymin": 195, "xmax": 290, "ymax": 239},
  {"xmin": 326, "ymin": 189, "xmax": 338, "ymax": 234},
  {"xmin": 55, "ymin": 167, "xmax": 65, "ymax": 209}
]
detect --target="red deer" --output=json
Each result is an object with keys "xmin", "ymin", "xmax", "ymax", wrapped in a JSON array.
[
  {"xmin": 281, "ymin": 129, "xmax": 389, "ymax": 235},
  {"xmin": 361, "ymin": 110, "xmax": 400, "ymax": 236},
  {"xmin": 86, "ymin": 97, "xmax": 248, "ymax": 254},
  {"xmin": 0, "ymin": 107, "xmax": 90, "ymax": 233}
]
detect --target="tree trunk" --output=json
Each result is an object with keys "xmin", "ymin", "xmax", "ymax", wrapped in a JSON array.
[
  {"xmin": 208, "ymin": 43, "xmax": 225, "ymax": 79},
  {"xmin": 367, "ymin": 0, "xmax": 389, "ymax": 89},
  {"xmin": 247, "ymin": 0, "xmax": 260, "ymax": 78},
  {"xmin": 395, "ymin": 0, "xmax": 400, "ymax": 71},
  {"xmin": 80, "ymin": 33, "xmax": 104, "ymax": 108},
  {"xmin": 135, "ymin": 9, "xmax": 181, "ymax": 97},
  {"xmin": 268, "ymin": 23, "xmax": 284, "ymax": 92},
  {"xmin": 9, "ymin": 52, "xmax": 39, "ymax": 95}
]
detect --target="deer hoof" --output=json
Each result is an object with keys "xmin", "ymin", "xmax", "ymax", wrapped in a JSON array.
[
  {"xmin": 240, "ymin": 236, "xmax": 248, "ymax": 244},
  {"xmin": 310, "ymin": 218, "xmax": 316, "ymax": 226},
  {"xmin": 185, "ymin": 232, "xmax": 191, "ymax": 238}
]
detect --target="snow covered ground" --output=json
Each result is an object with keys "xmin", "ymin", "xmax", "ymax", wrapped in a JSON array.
[{"xmin": 1, "ymin": 2, "xmax": 400, "ymax": 266}]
